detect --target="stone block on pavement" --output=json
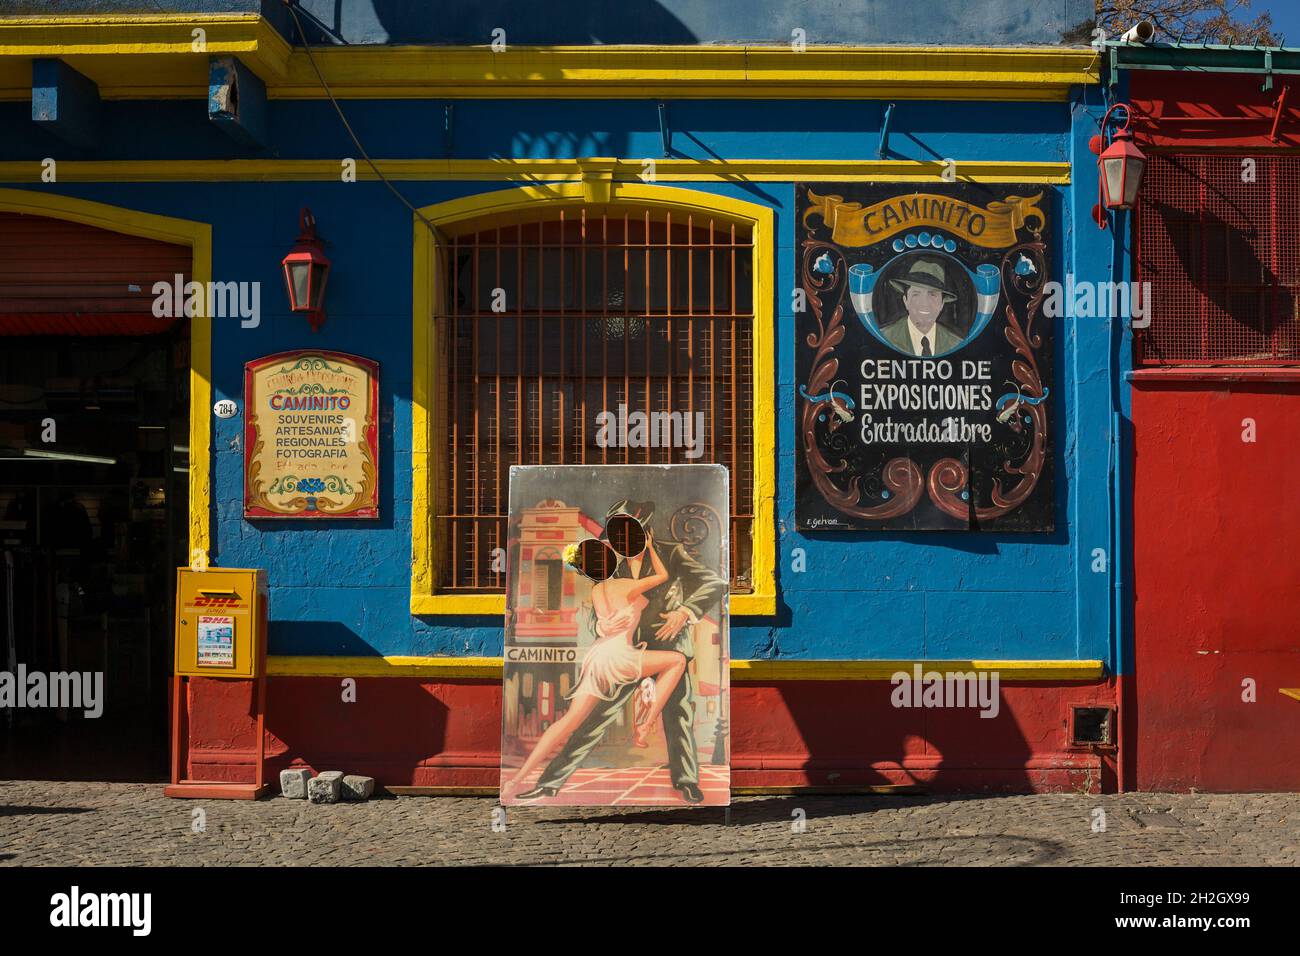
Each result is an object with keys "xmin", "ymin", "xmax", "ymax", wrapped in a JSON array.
[
  {"xmin": 307, "ymin": 775, "xmax": 341, "ymax": 804},
  {"xmin": 279, "ymin": 768, "xmax": 312, "ymax": 799},
  {"xmin": 342, "ymin": 775, "xmax": 375, "ymax": 801}
]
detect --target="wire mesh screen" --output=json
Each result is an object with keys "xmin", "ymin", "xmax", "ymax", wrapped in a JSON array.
[
  {"xmin": 1136, "ymin": 153, "xmax": 1300, "ymax": 365},
  {"xmin": 438, "ymin": 207, "xmax": 755, "ymax": 593}
]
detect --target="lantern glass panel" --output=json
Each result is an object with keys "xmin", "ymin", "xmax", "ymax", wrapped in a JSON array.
[
  {"xmin": 309, "ymin": 262, "xmax": 328, "ymax": 310},
  {"xmin": 287, "ymin": 261, "xmax": 311, "ymax": 310},
  {"xmin": 1102, "ymin": 154, "xmax": 1128, "ymax": 208},
  {"xmin": 1122, "ymin": 155, "xmax": 1145, "ymax": 207}
]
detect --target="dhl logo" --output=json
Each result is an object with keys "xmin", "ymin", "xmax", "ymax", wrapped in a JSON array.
[{"xmin": 192, "ymin": 596, "xmax": 244, "ymax": 608}]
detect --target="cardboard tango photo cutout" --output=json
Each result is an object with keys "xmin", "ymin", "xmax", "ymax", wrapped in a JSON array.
[{"xmin": 501, "ymin": 465, "xmax": 730, "ymax": 808}]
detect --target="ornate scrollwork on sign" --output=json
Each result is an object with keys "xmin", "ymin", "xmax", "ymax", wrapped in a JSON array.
[
  {"xmin": 926, "ymin": 241, "xmax": 1048, "ymax": 521},
  {"xmin": 799, "ymin": 239, "xmax": 925, "ymax": 522}
]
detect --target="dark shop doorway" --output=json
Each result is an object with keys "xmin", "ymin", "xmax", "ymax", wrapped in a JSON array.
[{"xmin": 0, "ymin": 330, "xmax": 191, "ymax": 781}]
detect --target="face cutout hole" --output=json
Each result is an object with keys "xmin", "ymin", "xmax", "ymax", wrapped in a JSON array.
[
  {"xmin": 575, "ymin": 538, "xmax": 618, "ymax": 581},
  {"xmin": 605, "ymin": 514, "xmax": 647, "ymax": 558}
]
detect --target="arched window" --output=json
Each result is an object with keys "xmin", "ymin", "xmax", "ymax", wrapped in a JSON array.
[{"xmin": 437, "ymin": 205, "xmax": 755, "ymax": 594}]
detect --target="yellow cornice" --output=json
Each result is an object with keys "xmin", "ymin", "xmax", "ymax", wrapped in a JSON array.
[
  {"xmin": 0, "ymin": 12, "xmax": 291, "ymax": 85},
  {"xmin": 0, "ymin": 15, "xmax": 1097, "ymax": 100},
  {"xmin": 0, "ymin": 158, "xmax": 1071, "ymax": 184},
  {"xmin": 273, "ymin": 44, "xmax": 1099, "ymax": 100},
  {"xmin": 267, "ymin": 656, "xmax": 1106, "ymax": 681}
]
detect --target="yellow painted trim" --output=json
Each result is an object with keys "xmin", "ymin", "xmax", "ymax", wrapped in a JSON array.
[
  {"xmin": 267, "ymin": 656, "xmax": 1106, "ymax": 681},
  {"xmin": 0, "ymin": 12, "xmax": 291, "ymax": 82},
  {"xmin": 411, "ymin": 180, "xmax": 777, "ymax": 617},
  {"xmin": 0, "ymin": 188, "xmax": 212, "ymax": 559},
  {"xmin": 409, "ymin": 593, "xmax": 504, "ymax": 617},
  {"xmin": 0, "ymin": 159, "xmax": 1071, "ymax": 185},
  {"xmin": 0, "ymin": 16, "xmax": 1096, "ymax": 101},
  {"xmin": 272, "ymin": 45, "xmax": 1098, "ymax": 101},
  {"xmin": 730, "ymin": 659, "xmax": 1105, "ymax": 682},
  {"xmin": 268, "ymin": 656, "xmax": 504, "ymax": 679}
]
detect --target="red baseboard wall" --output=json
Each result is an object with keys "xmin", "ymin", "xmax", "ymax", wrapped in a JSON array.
[{"xmin": 183, "ymin": 676, "xmax": 1117, "ymax": 794}]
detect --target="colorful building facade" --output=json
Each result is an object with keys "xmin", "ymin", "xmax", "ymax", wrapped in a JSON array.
[{"xmin": 7, "ymin": 2, "xmax": 1283, "ymax": 794}]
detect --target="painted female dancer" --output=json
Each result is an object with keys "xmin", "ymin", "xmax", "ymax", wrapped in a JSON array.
[{"xmin": 504, "ymin": 531, "xmax": 688, "ymax": 797}]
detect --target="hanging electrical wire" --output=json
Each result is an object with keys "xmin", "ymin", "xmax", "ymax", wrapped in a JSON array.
[{"xmin": 280, "ymin": 0, "xmax": 441, "ymax": 239}]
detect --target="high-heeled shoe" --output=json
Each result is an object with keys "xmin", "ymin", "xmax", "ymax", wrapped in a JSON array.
[{"xmin": 632, "ymin": 722, "xmax": 651, "ymax": 748}]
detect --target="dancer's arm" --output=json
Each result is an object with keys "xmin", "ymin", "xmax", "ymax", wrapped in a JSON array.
[{"xmin": 627, "ymin": 532, "xmax": 669, "ymax": 600}]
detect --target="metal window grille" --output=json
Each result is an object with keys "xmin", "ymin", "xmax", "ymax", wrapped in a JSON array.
[
  {"xmin": 1135, "ymin": 153, "xmax": 1300, "ymax": 365},
  {"xmin": 437, "ymin": 207, "xmax": 755, "ymax": 593}
]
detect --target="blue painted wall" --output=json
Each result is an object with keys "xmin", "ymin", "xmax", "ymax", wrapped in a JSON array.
[
  {"xmin": 1, "ymin": 1, "xmax": 1095, "ymax": 47},
  {"xmin": 2, "ymin": 91, "xmax": 1116, "ymax": 667}
]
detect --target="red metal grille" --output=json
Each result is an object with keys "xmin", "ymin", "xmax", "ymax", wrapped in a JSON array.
[
  {"xmin": 438, "ymin": 207, "xmax": 755, "ymax": 593},
  {"xmin": 1135, "ymin": 153, "xmax": 1300, "ymax": 365}
]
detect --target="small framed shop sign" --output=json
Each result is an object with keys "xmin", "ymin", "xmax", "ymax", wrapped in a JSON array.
[{"xmin": 244, "ymin": 350, "xmax": 379, "ymax": 519}]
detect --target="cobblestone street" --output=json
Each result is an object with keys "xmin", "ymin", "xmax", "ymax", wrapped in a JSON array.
[{"xmin": 2, "ymin": 781, "xmax": 1297, "ymax": 866}]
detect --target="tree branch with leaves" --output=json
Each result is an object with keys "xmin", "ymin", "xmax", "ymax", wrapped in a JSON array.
[{"xmin": 1097, "ymin": 0, "xmax": 1275, "ymax": 45}]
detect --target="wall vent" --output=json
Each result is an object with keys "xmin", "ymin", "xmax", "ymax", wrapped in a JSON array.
[{"xmin": 1071, "ymin": 705, "xmax": 1114, "ymax": 747}]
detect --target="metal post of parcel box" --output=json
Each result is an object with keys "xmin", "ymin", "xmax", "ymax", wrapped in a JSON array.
[{"xmin": 165, "ymin": 567, "xmax": 271, "ymax": 800}]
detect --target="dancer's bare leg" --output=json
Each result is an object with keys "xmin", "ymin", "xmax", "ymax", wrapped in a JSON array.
[
  {"xmin": 634, "ymin": 650, "xmax": 687, "ymax": 736},
  {"xmin": 506, "ymin": 693, "xmax": 599, "ymax": 794}
]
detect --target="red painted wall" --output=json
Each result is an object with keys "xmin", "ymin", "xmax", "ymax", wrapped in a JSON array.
[
  {"xmin": 184, "ymin": 676, "xmax": 1115, "ymax": 793},
  {"xmin": 1130, "ymin": 381, "xmax": 1300, "ymax": 791},
  {"xmin": 1130, "ymin": 72, "xmax": 1300, "ymax": 150}
]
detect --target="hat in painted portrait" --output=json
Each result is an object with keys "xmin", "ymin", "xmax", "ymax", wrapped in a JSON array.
[{"xmin": 887, "ymin": 257, "xmax": 959, "ymax": 302}]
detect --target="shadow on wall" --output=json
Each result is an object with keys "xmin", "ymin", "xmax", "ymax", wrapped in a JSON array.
[
  {"xmin": 1144, "ymin": 201, "xmax": 1277, "ymax": 359},
  {"xmin": 265, "ymin": 678, "xmax": 456, "ymax": 784},
  {"xmin": 733, "ymin": 680, "xmax": 1035, "ymax": 793},
  {"xmin": 734, "ymin": 678, "xmax": 1120, "ymax": 794},
  {"xmin": 184, "ymin": 625, "xmax": 476, "ymax": 787},
  {"xmin": 271, "ymin": 621, "xmax": 381, "ymax": 656},
  {"xmin": 296, "ymin": 0, "xmax": 696, "ymax": 45},
  {"xmin": 292, "ymin": 0, "xmax": 1094, "ymax": 46}
]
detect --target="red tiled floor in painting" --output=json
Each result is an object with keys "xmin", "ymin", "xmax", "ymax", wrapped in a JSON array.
[{"xmin": 502, "ymin": 764, "xmax": 730, "ymax": 807}]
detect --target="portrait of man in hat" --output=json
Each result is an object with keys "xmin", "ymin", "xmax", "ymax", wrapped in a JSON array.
[{"xmin": 880, "ymin": 256, "xmax": 964, "ymax": 357}]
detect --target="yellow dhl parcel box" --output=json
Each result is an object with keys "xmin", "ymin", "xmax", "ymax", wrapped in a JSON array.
[{"xmin": 174, "ymin": 568, "xmax": 267, "ymax": 678}]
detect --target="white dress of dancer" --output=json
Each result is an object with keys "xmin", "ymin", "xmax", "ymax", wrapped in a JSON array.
[{"xmin": 567, "ymin": 596, "xmax": 647, "ymax": 701}]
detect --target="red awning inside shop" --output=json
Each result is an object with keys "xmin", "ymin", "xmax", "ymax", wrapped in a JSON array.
[{"xmin": 0, "ymin": 313, "xmax": 181, "ymax": 336}]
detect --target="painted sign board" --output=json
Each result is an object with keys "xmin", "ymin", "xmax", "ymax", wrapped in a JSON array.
[
  {"xmin": 501, "ymin": 465, "xmax": 730, "ymax": 808},
  {"xmin": 795, "ymin": 183, "xmax": 1055, "ymax": 531},
  {"xmin": 244, "ymin": 350, "xmax": 379, "ymax": 519}
]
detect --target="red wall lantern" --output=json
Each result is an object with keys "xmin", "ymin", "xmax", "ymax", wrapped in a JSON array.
[
  {"xmin": 281, "ymin": 207, "xmax": 331, "ymax": 331},
  {"xmin": 1090, "ymin": 104, "xmax": 1148, "ymax": 229}
]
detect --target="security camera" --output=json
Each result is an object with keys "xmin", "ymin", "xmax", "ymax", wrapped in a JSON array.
[{"xmin": 1119, "ymin": 20, "xmax": 1155, "ymax": 44}]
